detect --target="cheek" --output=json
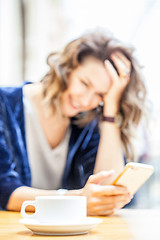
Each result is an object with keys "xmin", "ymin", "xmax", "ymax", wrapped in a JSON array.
[
  {"xmin": 62, "ymin": 84, "xmax": 82, "ymax": 104},
  {"xmin": 68, "ymin": 82, "xmax": 84, "ymax": 96},
  {"xmin": 88, "ymin": 97, "xmax": 101, "ymax": 110}
]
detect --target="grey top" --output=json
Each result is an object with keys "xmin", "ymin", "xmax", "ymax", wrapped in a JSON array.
[{"xmin": 23, "ymin": 94, "xmax": 71, "ymax": 190}]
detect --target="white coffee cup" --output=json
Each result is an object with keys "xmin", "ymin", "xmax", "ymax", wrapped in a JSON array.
[{"xmin": 21, "ymin": 196, "xmax": 87, "ymax": 224}]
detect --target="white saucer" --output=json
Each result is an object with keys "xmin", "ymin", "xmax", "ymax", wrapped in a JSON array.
[{"xmin": 19, "ymin": 217, "xmax": 103, "ymax": 235}]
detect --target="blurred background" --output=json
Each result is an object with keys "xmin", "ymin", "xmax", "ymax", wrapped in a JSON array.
[{"xmin": 0, "ymin": 0, "xmax": 160, "ymax": 208}]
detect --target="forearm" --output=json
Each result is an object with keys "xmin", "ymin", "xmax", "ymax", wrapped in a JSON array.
[
  {"xmin": 95, "ymin": 51, "xmax": 132, "ymax": 183},
  {"xmin": 6, "ymin": 186, "xmax": 82, "ymax": 212},
  {"xmin": 94, "ymin": 122, "xmax": 124, "ymax": 184}
]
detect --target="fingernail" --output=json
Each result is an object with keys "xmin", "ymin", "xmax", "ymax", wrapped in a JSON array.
[
  {"xmin": 128, "ymin": 194, "xmax": 133, "ymax": 199},
  {"xmin": 104, "ymin": 59, "xmax": 109, "ymax": 64}
]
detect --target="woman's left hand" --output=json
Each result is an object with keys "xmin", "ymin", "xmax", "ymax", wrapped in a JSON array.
[
  {"xmin": 103, "ymin": 52, "xmax": 131, "ymax": 115},
  {"xmin": 80, "ymin": 171, "xmax": 132, "ymax": 216}
]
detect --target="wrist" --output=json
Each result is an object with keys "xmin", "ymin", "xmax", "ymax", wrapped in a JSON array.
[
  {"xmin": 65, "ymin": 188, "xmax": 83, "ymax": 197},
  {"xmin": 103, "ymin": 104, "xmax": 119, "ymax": 116},
  {"xmin": 56, "ymin": 189, "xmax": 68, "ymax": 196},
  {"xmin": 102, "ymin": 113, "xmax": 123, "ymax": 127}
]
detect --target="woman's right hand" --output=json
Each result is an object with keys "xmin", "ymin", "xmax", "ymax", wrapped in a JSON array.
[
  {"xmin": 81, "ymin": 171, "xmax": 132, "ymax": 216},
  {"xmin": 103, "ymin": 52, "xmax": 131, "ymax": 115}
]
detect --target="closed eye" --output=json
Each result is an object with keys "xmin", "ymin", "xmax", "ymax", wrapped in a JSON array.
[{"xmin": 80, "ymin": 79, "xmax": 88, "ymax": 87}]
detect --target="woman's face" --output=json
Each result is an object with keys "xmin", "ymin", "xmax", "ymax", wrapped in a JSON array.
[{"xmin": 60, "ymin": 57, "xmax": 111, "ymax": 117}]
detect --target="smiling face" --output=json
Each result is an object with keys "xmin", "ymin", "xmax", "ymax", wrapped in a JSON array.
[{"xmin": 60, "ymin": 57, "xmax": 111, "ymax": 117}]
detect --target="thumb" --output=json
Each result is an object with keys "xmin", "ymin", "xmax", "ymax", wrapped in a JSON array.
[{"xmin": 88, "ymin": 170, "xmax": 115, "ymax": 185}]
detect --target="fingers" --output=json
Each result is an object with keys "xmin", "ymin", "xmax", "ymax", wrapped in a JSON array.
[
  {"xmin": 90, "ymin": 201, "xmax": 127, "ymax": 213},
  {"xmin": 87, "ymin": 170, "xmax": 115, "ymax": 185},
  {"xmin": 88, "ymin": 194, "xmax": 132, "ymax": 206},
  {"xmin": 83, "ymin": 172, "xmax": 133, "ymax": 216},
  {"xmin": 103, "ymin": 52, "xmax": 132, "ymax": 107},
  {"xmin": 88, "ymin": 208, "xmax": 114, "ymax": 216},
  {"xmin": 102, "ymin": 185, "xmax": 129, "ymax": 196},
  {"xmin": 110, "ymin": 52, "xmax": 131, "ymax": 82},
  {"xmin": 111, "ymin": 52, "xmax": 131, "ymax": 71},
  {"xmin": 86, "ymin": 172, "xmax": 130, "ymax": 197},
  {"xmin": 88, "ymin": 184, "xmax": 129, "ymax": 197},
  {"xmin": 87, "ymin": 194, "xmax": 132, "ymax": 216},
  {"xmin": 104, "ymin": 59, "xmax": 119, "ymax": 83},
  {"xmin": 104, "ymin": 52, "xmax": 131, "ymax": 84}
]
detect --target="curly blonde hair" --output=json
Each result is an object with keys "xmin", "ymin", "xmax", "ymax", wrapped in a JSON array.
[{"xmin": 41, "ymin": 29, "xmax": 147, "ymax": 161}]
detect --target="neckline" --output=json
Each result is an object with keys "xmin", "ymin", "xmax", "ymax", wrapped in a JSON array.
[{"xmin": 23, "ymin": 89, "xmax": 71, "ymax": 152}]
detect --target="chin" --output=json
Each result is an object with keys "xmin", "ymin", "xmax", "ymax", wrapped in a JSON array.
[{"xmin": 62, "ymin": 108, "xmax": 80, "ymax": 118}]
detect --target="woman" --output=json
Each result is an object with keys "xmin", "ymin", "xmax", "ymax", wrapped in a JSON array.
[{"xmin": 0, "ymin": 29, "xmax": 146, "ymax": 215}]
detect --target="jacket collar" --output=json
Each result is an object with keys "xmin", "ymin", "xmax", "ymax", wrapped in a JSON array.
[{"xmin": 62, "ymin": 119, "xmax": 98, "ymax": 183}]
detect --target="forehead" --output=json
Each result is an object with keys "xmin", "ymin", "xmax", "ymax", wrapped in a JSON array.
[{"xmin": 76, "ymin": 57, "xmax": 111, "ymax": 93}]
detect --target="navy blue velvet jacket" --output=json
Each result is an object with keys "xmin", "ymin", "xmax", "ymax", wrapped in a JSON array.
[{"xmin": 0, "ymin": 82, "xmax": 100, "ymax": 210}]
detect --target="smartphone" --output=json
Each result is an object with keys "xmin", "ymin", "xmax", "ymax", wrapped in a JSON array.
[{"xmin": 112, "ymin": 162, "xmax": 154, "ymax": 195}]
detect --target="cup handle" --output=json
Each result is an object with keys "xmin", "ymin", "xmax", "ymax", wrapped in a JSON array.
[{"xmin": 21, "ymin": 200, "xmax": 36, "ymax": 219}]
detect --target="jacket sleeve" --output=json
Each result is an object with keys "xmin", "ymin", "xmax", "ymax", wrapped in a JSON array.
[{"xmin": 0, "ymin": 99, "xmax": 25, "ymax": 210}]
